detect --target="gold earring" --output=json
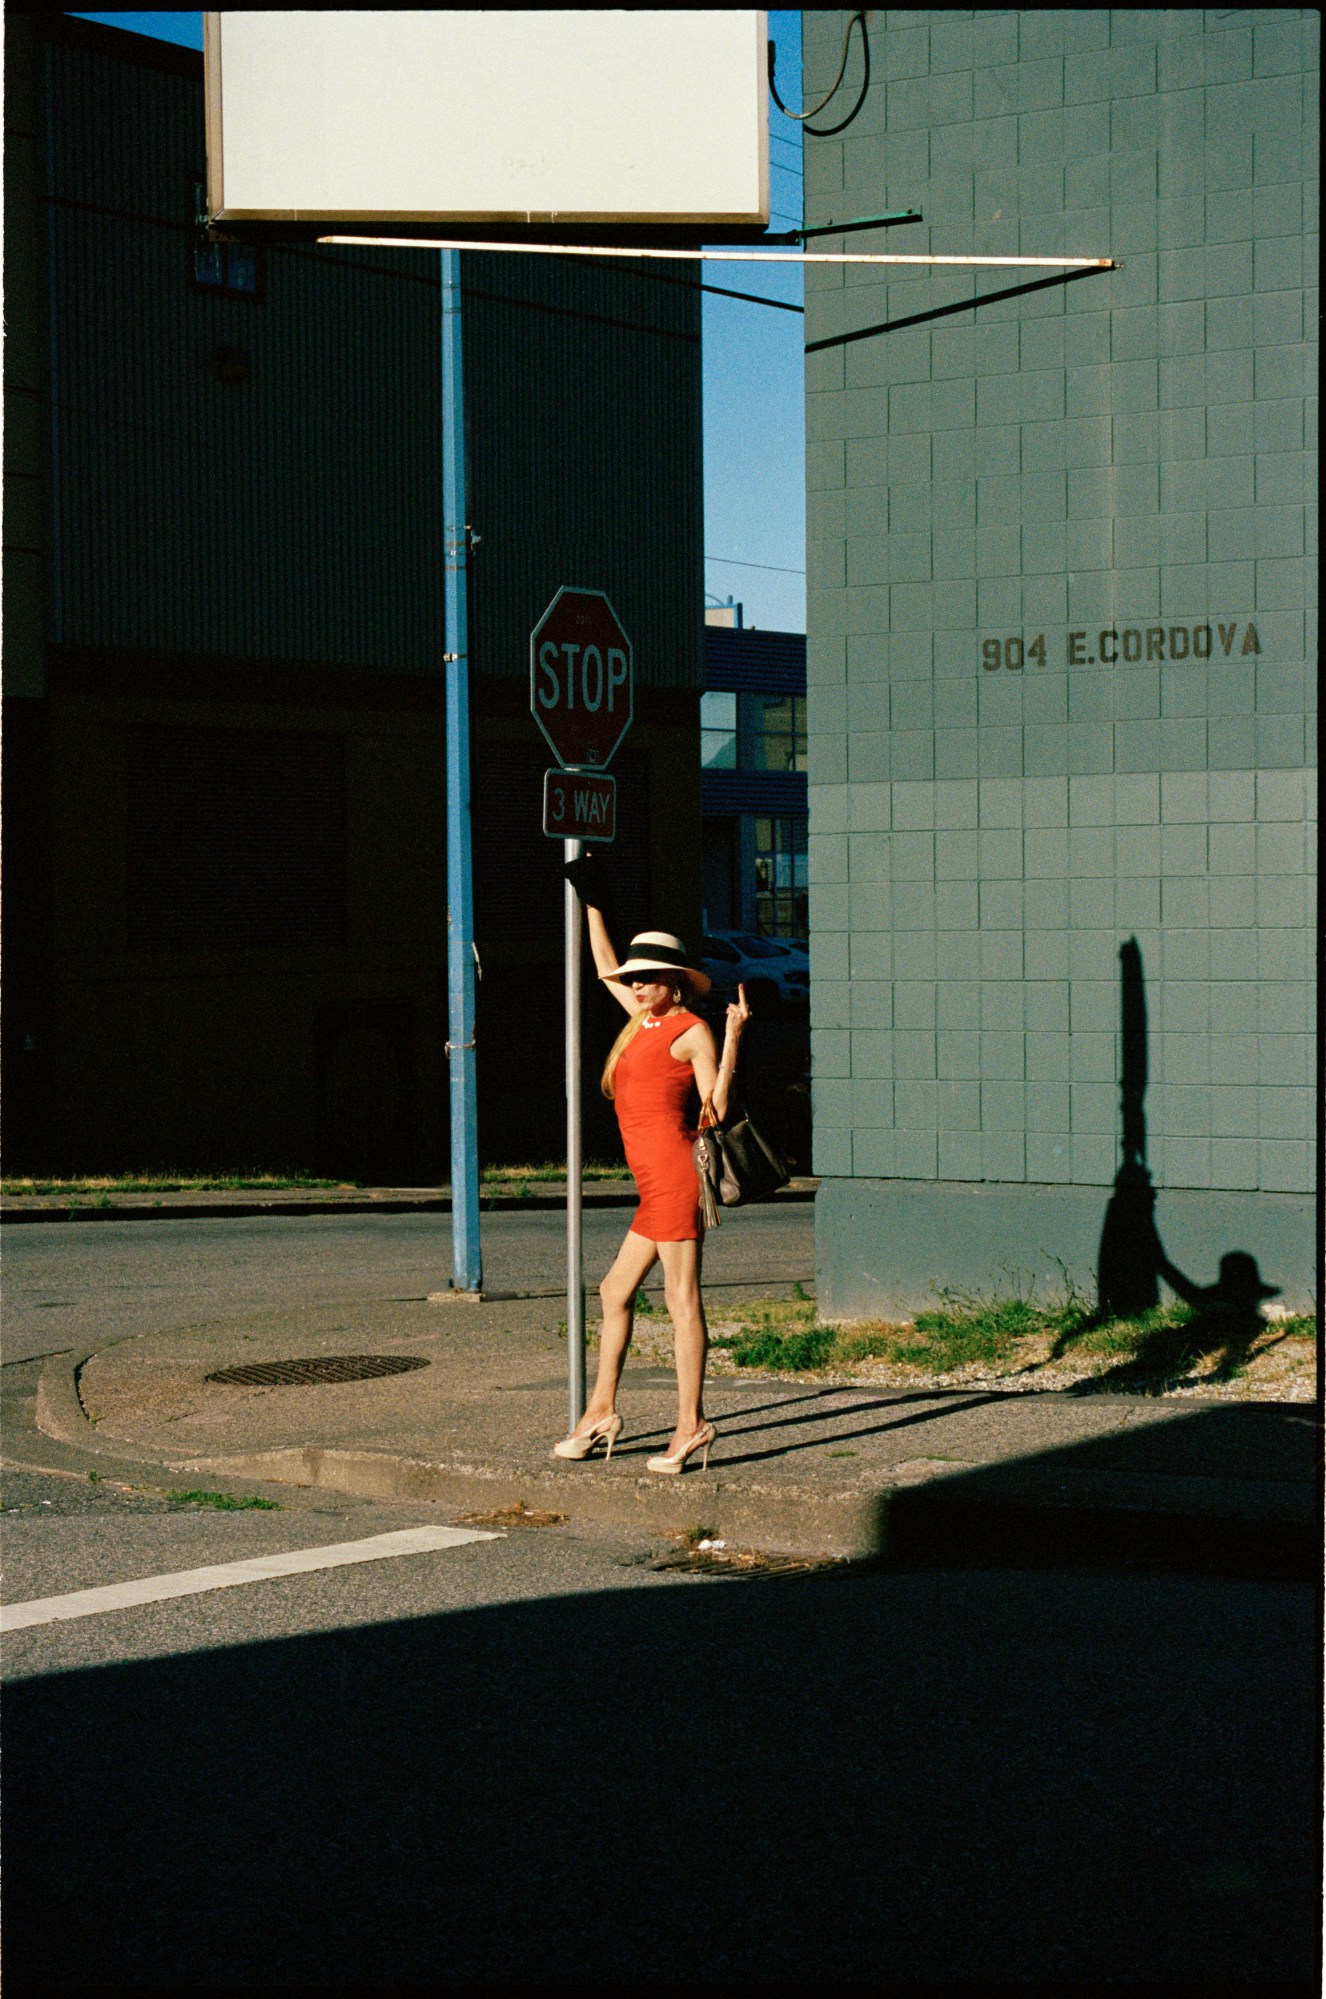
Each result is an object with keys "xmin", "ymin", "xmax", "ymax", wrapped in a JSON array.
[{"xmin": 672, "ymin": 986, "xmax": 682, "ymax": 1003}]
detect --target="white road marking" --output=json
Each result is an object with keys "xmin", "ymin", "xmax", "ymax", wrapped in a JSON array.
[{"xmin": 0, "ymin": 1525, "xmax": 500, "ymax": 1632}]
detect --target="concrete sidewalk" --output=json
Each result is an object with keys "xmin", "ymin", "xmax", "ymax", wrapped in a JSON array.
[
  {"xmin": 1, "ymin": 1179, "xmax": 819, "ymax": 1224},
  {"xmin": 30, "ymin": 1291, "xmax": 1319, "ymax": 1576}
]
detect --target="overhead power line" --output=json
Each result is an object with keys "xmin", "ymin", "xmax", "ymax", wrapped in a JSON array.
[
  {"xmin": 770, "ymin": 11, "xmax": 871, "ymax": 138},
  {"xmin": 703, "ymin": 285, "xmax": 802, "ymax": 313},
  {"xmin": 707, "ymin": 556, "xmax": 806, "ymax": 576},
  {"xmin": 510, "ymin": 245, "xmax": 803, "ymax": 316}
]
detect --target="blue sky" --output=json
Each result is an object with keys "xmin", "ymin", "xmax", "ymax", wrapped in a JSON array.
[{"xmin": 72, "ymin": 10, "xmax": 806, "ymax": 633}]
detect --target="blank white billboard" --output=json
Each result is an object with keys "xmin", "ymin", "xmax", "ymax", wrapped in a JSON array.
[{"xmin": 205, "ymin": 11, "xmax": 769, "ymax": 226}]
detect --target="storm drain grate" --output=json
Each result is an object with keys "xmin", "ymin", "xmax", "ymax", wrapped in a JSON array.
[
  {"xmin": 651, "ymin": 1541, "xmax": 843, "ymax": 1578},
  {"xmin": 205, "ymin": 1355, "xmax": 430, "ymax": 1387}
]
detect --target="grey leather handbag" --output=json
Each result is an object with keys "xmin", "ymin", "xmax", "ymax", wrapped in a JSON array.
[{"xmin": 693, "ymin": 1098, "xmax": 791, "ymax": 1227}]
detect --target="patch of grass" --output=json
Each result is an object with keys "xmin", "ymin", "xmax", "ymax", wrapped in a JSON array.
[
  {"xmin": 5, "ymin": 1160, "xmax": 637, "ymax": 1198},
  {"xmin": 683, "ymin": 1522, "xmax": 718, "ymax": 1546},
  {"xmin": 873, "ymin": 1292, "xmax": 1049, "ymax": 1371},
  {"xmin": 1063, "ymin": 1302, "xmax": 1190, "ymax": 1358},
  {"xmin": 633, "ymin": 1289, "xmax": 657, "ymax": 1316},
  {"xmin": 480, "ymin": 1160, "xmax": 630, "ymax": 1187},
  {"xmin": 163, "ymin": 1489, "xmax": 280, "ymax": 1511},
  {"xmin": 4, "ymin": 1173, "xmax": 349, "ymax": 1195},
  {"xmin": 712, "ymin": 1299, "xmax": 835, "ymax": 1372},
  {"xmin": 732, "ymin": 1322, "xmax": 837, "ymax": 1371},
  {"xmin": 706, "ymin": 1286, "xmax": 1319, "ymax": 1394}
]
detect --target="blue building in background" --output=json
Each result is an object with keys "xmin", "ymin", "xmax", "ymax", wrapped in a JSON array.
[{"xmin": 701, "ymin": 613, "xmax": 808, "ymax": 941}]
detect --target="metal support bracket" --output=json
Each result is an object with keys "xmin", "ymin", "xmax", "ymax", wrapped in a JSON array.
[{"xmin": 805, "ymin": 260, "xmax": 1118, "ymax": 353}]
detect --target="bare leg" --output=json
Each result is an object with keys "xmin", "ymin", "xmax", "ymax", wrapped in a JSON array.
[
  {"xmin": 569, "ymin": 1227, "xmax": 658, "ymax": 1436},
  {"xmin": 657, "ymin": 1236, "xmax": 708, "ymax": 1453}
]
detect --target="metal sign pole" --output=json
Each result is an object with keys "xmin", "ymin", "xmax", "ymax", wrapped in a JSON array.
[
  {"xmin": 565, "ymin": 833, "xmax": 585, "ymax": 1430},
  {"xmin": 530, "ymin": 589, "xmax": 629, "ymax": 1430},
  {"xmin": 441, "ymin": 247, "xmax": 482, "ymax": 1294}
]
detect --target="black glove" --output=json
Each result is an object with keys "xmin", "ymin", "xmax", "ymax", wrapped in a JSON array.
[{"xmin": 563, "ymin": 851, "xmax": 615, "ymax": 920}]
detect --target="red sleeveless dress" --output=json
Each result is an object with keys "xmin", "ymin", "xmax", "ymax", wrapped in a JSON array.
[{"xmin": 614, "ymin": 1008, "xmax": 704, "ymax": 1242}]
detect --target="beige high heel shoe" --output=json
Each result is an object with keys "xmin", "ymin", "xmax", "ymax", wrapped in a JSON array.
[
  {"xmin": 552, "ymin": 1413, "xmax": 623, "ymax": 1462},
  {"xmin": 646, "ymin": 1420, "xmax": 716, "ymax": 1475}
]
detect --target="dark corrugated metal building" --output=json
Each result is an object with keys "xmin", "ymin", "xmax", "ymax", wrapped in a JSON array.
[{"xmin": 2, "ymin": 13, "xmax": 704, "ymax": 1177}]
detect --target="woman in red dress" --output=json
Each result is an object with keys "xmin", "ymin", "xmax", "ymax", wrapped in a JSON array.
[{"xmin": 553, "ymin": 880, "xmax": 749, "ymax": 1475}]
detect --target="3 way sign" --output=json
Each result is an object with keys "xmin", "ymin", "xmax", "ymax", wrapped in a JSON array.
[
  {"xmin": 542, "ymin": 767, "xmax": 616, "ymax": 843},
  {"xmin": 529, "ymin": 586, "xmax": 633, "ymax": 771}
]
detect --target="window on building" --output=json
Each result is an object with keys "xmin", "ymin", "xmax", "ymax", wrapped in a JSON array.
[
  {"xmin": 754, "ymin": 815, "xmax": 808, "ymax": 940},
  {"xmin": 748, "ymin": 694, "xmax": 806, "ymax": 773},
  {"xmin": 700, "ymin": 690, "xmax": 737, "ymax": 769},
  {"xmin": 193, "ymin": 181, "xmax": 263, "ymax": 295}
]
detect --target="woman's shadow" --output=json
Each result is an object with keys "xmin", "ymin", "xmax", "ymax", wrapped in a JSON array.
[{"xmin": 1049, "ymin": 939, "xmax": 1283, "ymax": 1391}]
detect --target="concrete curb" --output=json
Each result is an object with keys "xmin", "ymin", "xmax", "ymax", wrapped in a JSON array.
[
  {"xmin": 34, "ymin": 1344, "xmax": 166, "ymax": 1466},
  {"xmin": 35, "ymin": 1346, "xmax": 1316, "ymax": 1576},
  {"xmin": 167, "ymin": 1445, "xmax": 885, "ymax": 1559},
  {"xmin": 160, "ymin": 1444, "xmax": 1316, "ymax": 1575},
  {"xmin": 32, "ymin": 1349, "xmax": 882, "ymax": 1555},
  {"xmin": 33, "ymin": 1350, "xmax": 94, "ymax": 1448},
  {"xmin": 3, "ymin": 1181, "xmax": 821, "ymax": 1225}
]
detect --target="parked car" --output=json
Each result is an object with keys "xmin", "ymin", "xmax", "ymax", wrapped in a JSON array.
[
  {"xmin": 700, "ymin": 930, "xmax": 809, "ymax": 1021},
  {"xmin": 728, "ymin": 931, "xmax": 810, "ymax": 983}
]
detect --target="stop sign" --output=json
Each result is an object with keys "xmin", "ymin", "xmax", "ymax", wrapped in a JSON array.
[{"xmin": 529, "ymin": 587, "xmax": 633, "ymax": 770}]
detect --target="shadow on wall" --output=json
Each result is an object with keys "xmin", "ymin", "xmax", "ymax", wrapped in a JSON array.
[
  {"xmin": 3, "ymin": 1409, "xmax": 1317, "ymax": 1990},
  {"xmin": 1065, "ymin": 939, "xmax": 1289, "ymax": 1387}
]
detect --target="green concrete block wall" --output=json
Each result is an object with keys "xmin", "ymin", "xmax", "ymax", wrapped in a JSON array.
[{"xmin": 803, "ymin": 10, "xmax": 1318, "ymax": 1235}]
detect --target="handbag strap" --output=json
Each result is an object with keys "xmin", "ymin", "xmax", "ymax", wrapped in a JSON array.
[{"xmin": 698, "ymin": 1094, "xmax": 719, "ymax": 1133}]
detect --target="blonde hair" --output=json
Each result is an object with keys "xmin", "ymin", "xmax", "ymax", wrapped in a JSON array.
[{"xmin": 600, "ymin": 1008, "xmax": 649, "ymax": 1100}]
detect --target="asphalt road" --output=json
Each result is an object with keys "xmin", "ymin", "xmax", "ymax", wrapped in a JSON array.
[
  {"xmin": 1, "ymin": 1204, "xmax": 816, "ymax": 1365},
  {"xmin": 1, "ymin": 1459, "xmax": 1316, "ymax": 1987},
  {"xmin": 3, "ymin": 1211, "xmax": 1318, "ymax": 1985}
]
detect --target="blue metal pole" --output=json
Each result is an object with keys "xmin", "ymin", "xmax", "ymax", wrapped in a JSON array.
[{"xmin": 441, "ymin": 249, "xmax": 482, "ymax": 1294}]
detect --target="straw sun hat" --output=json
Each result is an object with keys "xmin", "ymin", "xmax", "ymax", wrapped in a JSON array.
[{"xmin": 599, "ymin": 930, "xmax": 711, "ymax": 999}]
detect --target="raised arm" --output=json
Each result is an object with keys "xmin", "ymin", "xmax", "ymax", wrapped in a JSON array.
[
  {"xmin": 564, "ymin": 855, "xmax": 637, "ymax": 1015},
  {"xmin": 585, "ymin": 903, "xmax": 636, "ymax": 1016},
  {"xmin": 709, "ymin": 984, "xmax": 750, "ymax": 1122},
  {"xmin": 677, "ymin": 984, "xmax": 750, "ymax": 1122}
]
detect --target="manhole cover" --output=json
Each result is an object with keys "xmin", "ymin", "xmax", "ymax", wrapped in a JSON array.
[{"xmin": 205, "ymin": 1355, "xmax": 430, "ymax": 1387}]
